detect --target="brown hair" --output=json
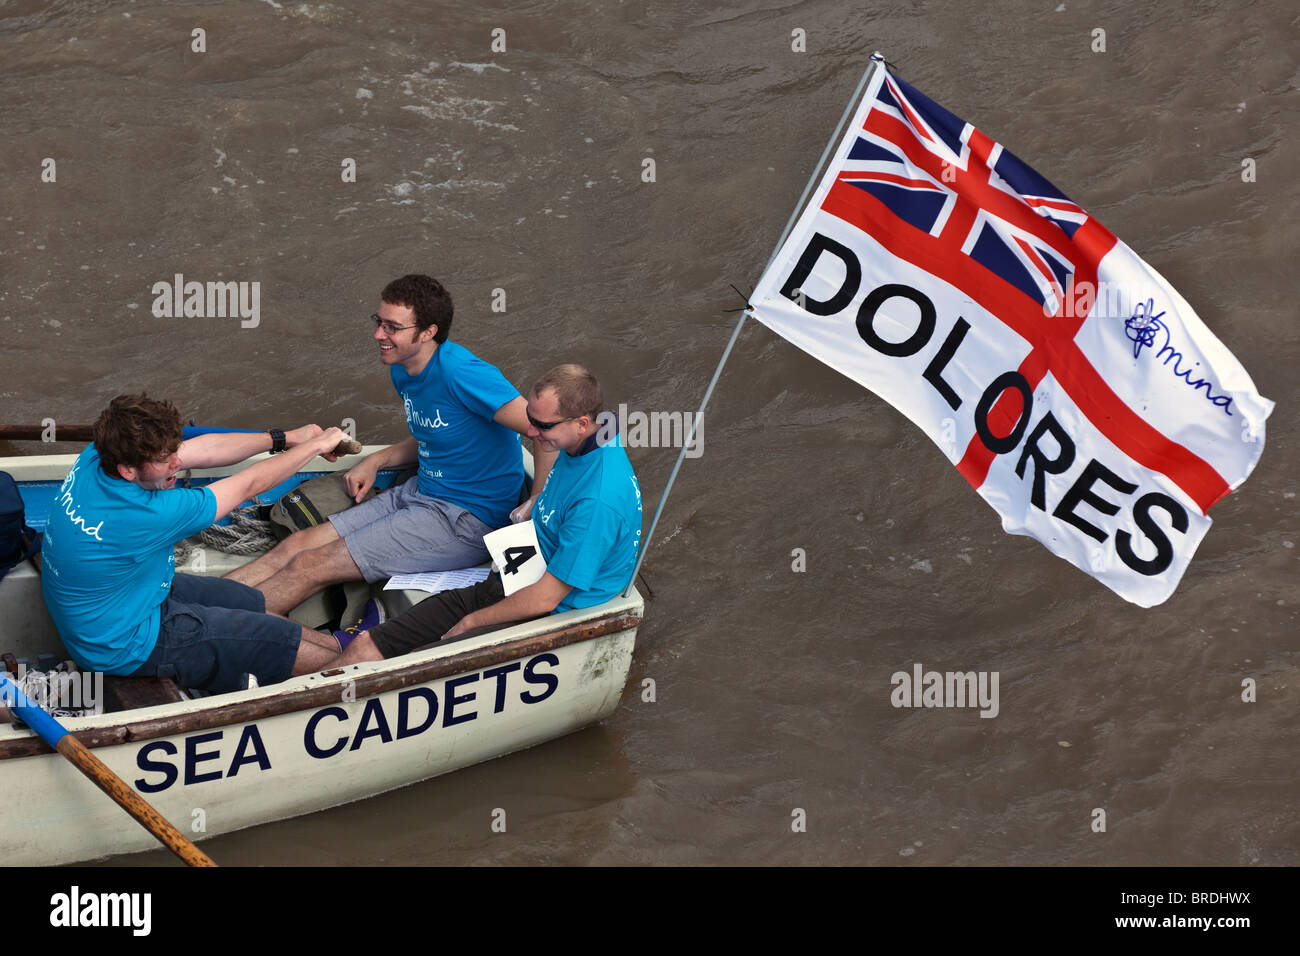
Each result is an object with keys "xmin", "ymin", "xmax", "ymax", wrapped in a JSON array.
[
  {"xmin": 532, "ymin": 364, "xmax": 603, "ymax": 420},
  {"xmin": 381, "ymin": 274, "xmax": 454, "ymax": 342},
  {"xmin": 93, "ymin": 394, "xmax": 184, "ymax": 478}
]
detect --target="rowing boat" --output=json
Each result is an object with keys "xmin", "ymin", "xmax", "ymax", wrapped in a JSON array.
[{"xmin": 0, "ymin": 447, "xmax": 644, "ymax": 866}]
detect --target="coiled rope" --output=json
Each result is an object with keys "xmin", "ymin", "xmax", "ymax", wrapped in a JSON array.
[{"xmin": 174, "ymin": 505, "xmax": 279, "ymax": 563}]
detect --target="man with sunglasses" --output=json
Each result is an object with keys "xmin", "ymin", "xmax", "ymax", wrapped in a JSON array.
[
  {"xmin": 227, "ymin": 274, "xmax": 555, "ymax": 624},
  {"xmin": 323, "ymin": 364, "xmax": 642, "ymax": 664}
]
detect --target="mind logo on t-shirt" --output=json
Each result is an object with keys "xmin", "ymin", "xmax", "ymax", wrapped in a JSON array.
[
  {"xmin": 53, "ymin": 462, "xmax": 106, "ymax": 542},
  {"xmin": 403, "ymin": 394, "xmax": 450, "ymax": 432}
]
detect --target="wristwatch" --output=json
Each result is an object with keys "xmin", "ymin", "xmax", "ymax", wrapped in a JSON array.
[{"xmin": 269, "ymin": 428, "xmax": 286, "ymax": 453}]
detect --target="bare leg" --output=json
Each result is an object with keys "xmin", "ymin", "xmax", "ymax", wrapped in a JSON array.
[
  {"xmin": 299, "ymin": 627, "xmax": 342, "ymax": 651},
  {"xmin": 327, "ymin": 631, "xmax": 386, "ymax": 667},
  {"xmin": 291, "ymin": 626, "xmax": 344, "ymax": 675},
  {"xmin": 226, "ymin": 522, "xmax": 340, "ymax": 588},
  {"xmin": 258, "ymin": 536, "xmax": 365, "ymax": 616}
]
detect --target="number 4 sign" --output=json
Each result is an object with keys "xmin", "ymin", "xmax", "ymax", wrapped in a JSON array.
[{"xmin": 482, "ymin": 520, "xmax": 548, "ymax": 595}]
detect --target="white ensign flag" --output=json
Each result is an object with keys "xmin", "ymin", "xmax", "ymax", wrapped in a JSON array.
[{"xmin": 749, "ymin": 58, "xmax": 1273, "ymax": 607}]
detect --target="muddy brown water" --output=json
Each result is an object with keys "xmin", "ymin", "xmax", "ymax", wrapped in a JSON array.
[{"xmin": 1, "ymin": 0, "xmax": 1295, "ymax": 865}]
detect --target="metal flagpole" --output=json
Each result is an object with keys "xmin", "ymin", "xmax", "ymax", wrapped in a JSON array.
[{"xmin": 622, "ymin": 54, "xmax": 884, "ymax": 598}]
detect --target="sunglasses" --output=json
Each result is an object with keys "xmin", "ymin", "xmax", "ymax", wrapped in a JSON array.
[{"xmin": 526, "ymin": 410, "xmax": 578, "ymax": 431}]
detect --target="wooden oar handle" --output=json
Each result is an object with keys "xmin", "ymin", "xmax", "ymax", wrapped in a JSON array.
[
  {"xmin": 56, "ymin": 735, "xmax": 217, "ymax": 867},
  {"xmin": 1, "ymin": 673, "xmax": 215, "ymax": 867}
]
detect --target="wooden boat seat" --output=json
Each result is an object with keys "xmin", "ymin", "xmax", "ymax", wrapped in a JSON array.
[
  {"xmin": 5, "ymin": 650, "xmax": 185, "ymax": 715},
  {"xmin": 102, "ymin": 674, "xmax": 188, "ymax": 713}
]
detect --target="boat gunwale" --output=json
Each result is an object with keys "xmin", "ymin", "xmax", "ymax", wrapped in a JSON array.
[{"xmin": 0, "ymin": 608, "xmax": 641, "ymax": 760}]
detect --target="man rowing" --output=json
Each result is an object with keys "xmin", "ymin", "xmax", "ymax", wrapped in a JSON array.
[
  {"xmin": 326, "ymin": 364, "xmax": 642, "ymax": 664},
  {"xmin": 226, "ymin": 275, "xmax": 555, "ymax": 635},
  {"xmin": 40, "ymin": 395, "xmax": 348, "ymax": 692}
]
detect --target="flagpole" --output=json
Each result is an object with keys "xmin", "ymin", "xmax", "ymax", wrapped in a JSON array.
[
  {"xmin": 622, "ymin": 54, "xmax": 884, "ymax": 598},
  {"xmin": 758, "ymin": 52, "xmax": 885, "ymax": 275}
]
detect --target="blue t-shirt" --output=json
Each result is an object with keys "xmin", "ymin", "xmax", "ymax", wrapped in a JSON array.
[
  {"xmin": 40, "ymin": 445, "xmax": 217, "ymax": 674},
  {"xmin": 532, "ymin": 434, "xmax": 642, "ymax": 613},
  {"xmin": 391, "ymin": 341, "xmax": 524, "ymax": 529}
]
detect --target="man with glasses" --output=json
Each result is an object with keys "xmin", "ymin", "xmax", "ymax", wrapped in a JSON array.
[
  {"xmin": 228, "ymin": 274, "xmax": 554, "ymax": 632},
  {"xmin": 323, "ymin": 364, "xmax": 642, "ymax": 664},
  {"xmin": 40, "ymin": 394, "xmax": 350, "ymax": 692}
]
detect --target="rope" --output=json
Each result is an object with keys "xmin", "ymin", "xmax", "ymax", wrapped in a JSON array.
[
  {"xmin": 13, "ymin": 666, "xmax": 88, "ymax": 718},
  {"xmin": 198, "ymin": 506, "xmax": 280, "ymax": 555},
  {"xmin": 172, "ymin": 505, "xmax": 279, "ymax": 562}
]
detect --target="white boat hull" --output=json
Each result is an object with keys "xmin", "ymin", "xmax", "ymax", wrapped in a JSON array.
[{"xmin": 0, "ymin": 450, "xmax": 643, "ymax": 865}]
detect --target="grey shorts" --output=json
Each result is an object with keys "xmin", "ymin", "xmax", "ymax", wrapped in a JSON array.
[{"xmin": 328, "ymin": 476, "xmax": 493, "ymax": 582}]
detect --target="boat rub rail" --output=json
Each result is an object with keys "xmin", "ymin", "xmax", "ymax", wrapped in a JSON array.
[{"xmin": 0, "ymin": 610, "xmax": 641, "ymax": 760}]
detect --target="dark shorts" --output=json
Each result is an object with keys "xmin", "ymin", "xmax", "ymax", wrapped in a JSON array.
[
  {"xmin": 369, "ymin": 573, "xmax": 536, "ymax": 658},
  {"xmin": 131, "ymin": 573, "xmax": 301, "ymax": 693}
]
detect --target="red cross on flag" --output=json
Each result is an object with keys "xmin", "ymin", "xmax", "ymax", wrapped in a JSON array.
[{"xmin": 749, "ymin": 57, "xmax": 1273, "ymax": 607}]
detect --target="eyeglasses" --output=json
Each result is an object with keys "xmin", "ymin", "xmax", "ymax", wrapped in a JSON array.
[
  {"xmin": 372, "ymin": 314, "xmax": 418, "ymax": 335},
  {"xmin": 526, "ymin": 410, "xmax": 578, "ymax": 431}
]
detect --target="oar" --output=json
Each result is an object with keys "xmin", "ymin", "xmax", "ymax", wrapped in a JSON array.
[
  {"xmin": 0, "ymin": 425, "xmax": 362, "ymax": 456},
  {"xmin": 0, "ymin": 425, "xmax": 98, "ymax": 442},
  {"xmin": 0, "ymin": 425, "xmax": 259, "ymax": 442},
  {"xmin": 0, "ymin": 672, "xmax": 217, "ymax": 867}
]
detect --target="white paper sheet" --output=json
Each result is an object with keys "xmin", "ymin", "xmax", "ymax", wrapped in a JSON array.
[{"xmin": 383, "ymin": 566, "xmax": 492, "ymax": 594}]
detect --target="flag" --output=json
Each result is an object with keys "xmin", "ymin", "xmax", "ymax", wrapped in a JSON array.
[{"xmin": 749, "ymin": 56, "xmax": 1273, "ymax": 607}]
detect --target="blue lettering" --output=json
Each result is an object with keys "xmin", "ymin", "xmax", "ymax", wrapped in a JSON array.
[
  {"xmin": 304, "ymin": 706, "xmax": 349, "ymax": 759},
  {"xmin": 349, "ymin": 697, "xmax": 393, "ymax": 750},
  {"xmin": 228, "ymin": 724, "xmax": 271, "ymax": 777},
  {"xmin": 1125, "ymin": 301, "xmax": 1234, "ymax": 416},
  {"xmin": 135, "ymin": 740, "xmax": 178, "ymax": 794},
  {"xmin": 443, "ymin": 673, "xmax": 479, "ymax": 727},
  {"xmin": 185, "ymin": 731, "xmax": 224, "ymax": 785},
  {"xmin": 482, "ymin": 662, "xmax": 521, "ymax": 714},
  {"xmin": 521, "ymin": 653, "xmax": 559, "ymax": 704},
  {"xmin": 396, "ymin": 687, "xmax": 438, "ymax": 739}
]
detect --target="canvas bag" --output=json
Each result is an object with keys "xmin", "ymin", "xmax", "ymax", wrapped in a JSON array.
[{"xmin": 265, "ymin": 471, "xmax": 379, "ymax": 538}]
